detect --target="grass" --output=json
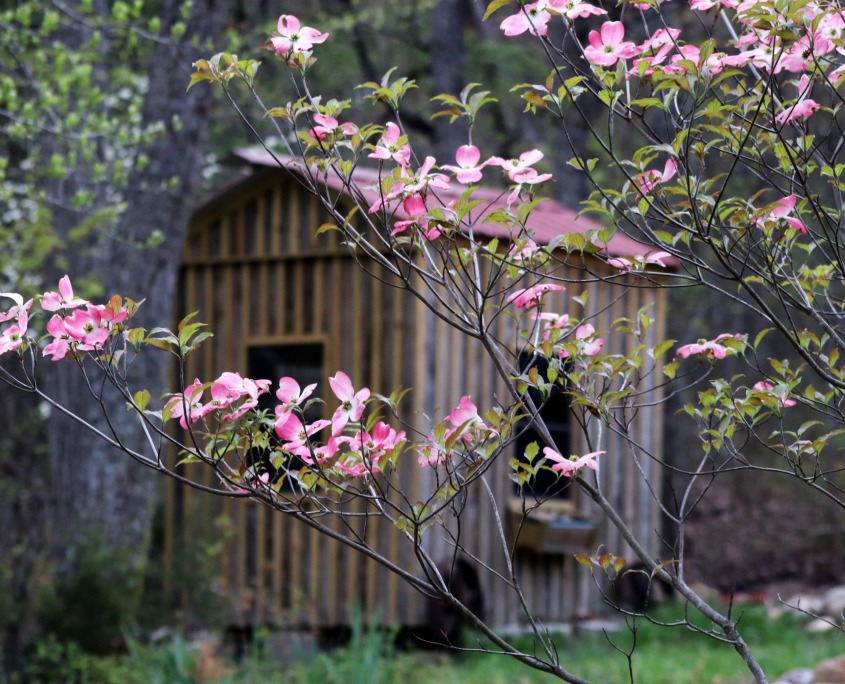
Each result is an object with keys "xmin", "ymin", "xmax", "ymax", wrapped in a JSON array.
[{"xmin": 16, "ymin": 603, "xmax": 844, "ymax": 683}]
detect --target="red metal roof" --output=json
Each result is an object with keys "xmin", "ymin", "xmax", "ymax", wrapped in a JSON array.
[{"xmin": 226, "ymin": 147, "xmax": 666, "ymax": 261}]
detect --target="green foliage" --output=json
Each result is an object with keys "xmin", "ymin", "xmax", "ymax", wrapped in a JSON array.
[
  {"xmin": 36, "ymin": 538, "xmax": 142, "ymax": 655},
  {"xmin": 15, "ymin": 604, "xmax": 844, "ymax": 684}
]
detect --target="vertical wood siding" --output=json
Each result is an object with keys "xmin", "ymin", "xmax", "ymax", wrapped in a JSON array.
[{"xmin": 168, "ymin": 168, "xmax": 668, "ymax": 629}]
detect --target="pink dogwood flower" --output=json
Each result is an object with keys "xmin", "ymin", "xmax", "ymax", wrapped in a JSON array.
[
  {"xmin": 165, "ymin": 379, "xmax": 207, "ymax": 429},
  {"xmin": 490, "ymin": 149, "xmax": 551, "ymax": 184},
  {"xmin": 556, "ymin": 0, "xmax": 607, "ymax": 20},
  {"xmin": 41, "ymin": 275, "xmax": 87, "ymax": 312},
  {"xmin": 690, "ymin": 0, "xmax": 738, "ymax": 9},
  {"xmin": 368, "ymin": 157, "xmax": 451, "ymax": 214},
  {"xmin": 506, "ymin": 284, "xmax": 565, "ymax": 309},
  {"xmin": 635, "ymin": 158, "xmax": 677, "ymax": 196},
  {"xmin": 328, "ymin": 371, "xmax": 370, "ymax": 435},
  {"xmin": 676, "ymin": 333, "xmax": 741, "ymax": 360},
  {"xmin": 543, "ymin": 447, "xmax": 604, "ymax": 477},
  {"xmin": 775, "ymin": 75, "xmax": 821, "ymax": 125},
  {"xmin": 440, "ymin": 145, "xmax": 491, "ymax": 184},
  {"xmin": 447, "ymin": 395, "xmax": 481, "ymax": 431},
  {"xmin": 560, "ymin": 324, "xmax": 605, "ymax": 358},
  {"xmin": 756, "ymin": 195, "xmax": 807, "ymax": 234},
  {"xmin": 63, "ymin": 305, "xmax": 110, "ymax": 350},
  {"xmin": 210, "ymin": 372, "xmax": 271, "ymax": 421},
  {"xmin": 534, "ymin": 312, "xmax": 570, "ymax": 341},
  {"xmin": 752, "ymin": 381, "xmax": 797, "ymax": 408},
  {"xmin": 500, "ymin": 1, "xmax": 554, "ymax": 37},
  {"xmin": 0, "ymin": 292, "xmax": 33, "ymax": 325},
  {"xmin": 42, "ymin": 315, "xmax": 72, "ymax": 361},
  {"xmin": 369, "ymin": 122, "xmax": 411, "ymax": 167},
  {"xmin": 270, "ymin": 15, "xmax": 328, "ymax": 56},
  {"xmin": 309, "ymin": 113, "xmax": 358, "ymax": 140},
  {"xmin": 633, "ymin": 28, "xmax": 681, "ymax": 74},
  {"xmin": 607, "ymin": 251, "xmax": 673, "ymax": 272},
  {"xmin": 0, "ymin": 306, "xmax": 28, "ymax": 355},
  {"xmin": 391, "ymin": 194, "xmax": 445, "ymax": 240},
  {"xmin": 507, "ymin": 239, "xmax": 541, "ymax": 264},
  {"xmin": 584, "ymin": 22, "xmax": 639, "ymax": 67},
  {"xmin": 276, "ymin": 377, "xmax": 317, "ymax": 414},
  {"xmin": 274, "ymin": 413, "xmax": 331, "ymax": 459}
]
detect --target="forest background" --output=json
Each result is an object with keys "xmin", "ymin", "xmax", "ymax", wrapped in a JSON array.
[{"xmin": 1, "ymin": 0, "xmax": 843, "ymax": 675}]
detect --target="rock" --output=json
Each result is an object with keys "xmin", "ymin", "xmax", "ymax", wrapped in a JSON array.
[
  {"xmin": 822, "ymin": 587, "xmax": 845, "ymax": 619},
  {"xmin": 773, "ymin": 668, "xmax": 814, "ymax": 684},
  {"xmin": 784, "ymin": 593, "xmax": 826, "ymax": 615},
  {"xmin": 806, "ymin": 618, "xmax": 837, "ymax": 633},
  {"xmin": 814, "ymin": 654, "xmax": 845, "ymax": 683}
]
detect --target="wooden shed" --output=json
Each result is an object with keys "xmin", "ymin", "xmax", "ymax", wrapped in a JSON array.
[{"xmin": 165, "ymin": 149, "xmax": 668, "ymax": 632}]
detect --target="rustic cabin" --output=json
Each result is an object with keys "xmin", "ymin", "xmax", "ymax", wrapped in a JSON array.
[{"xmin": 165, "ymin": 148, "xmax": 669, "ymax": 634}]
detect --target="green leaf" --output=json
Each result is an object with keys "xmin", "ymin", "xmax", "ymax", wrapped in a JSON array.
[
  {"xmin": 132, "ymin": 389, "xmax": 150, "ymax": 412},
  {"xmin": 574, "ymin": 554, "xmax": 594, "ymax": 569},
  {"xmin": 483, "ymin": 0, "xmax": 513, "ymax": 20}
]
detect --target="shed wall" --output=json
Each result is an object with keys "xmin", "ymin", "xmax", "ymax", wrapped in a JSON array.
[{"xmin": 167, "ymin": 167, "xmax": 667, "ymax": 629}]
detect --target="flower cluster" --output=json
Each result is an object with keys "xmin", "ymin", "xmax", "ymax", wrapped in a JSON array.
[
  {"xmin": 164, "ymin": 373, "xmax": 271, "ymax": 429},
  {"xmin": 497, "ymin": 3, "xmax": 842, "ymax": 130},
  {"xmin": 0, "ymin": 276, "xmax": 133, "ymax": 360},
  {"xmin": 0, "ymin": 292, "xmax": 32, "ymax": 355},
  {"xmin": 367, "ymin": 145, "xmax": 552, "ymax": 239}
]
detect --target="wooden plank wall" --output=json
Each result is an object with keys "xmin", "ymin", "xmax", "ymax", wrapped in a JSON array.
[
  {"xmin": 166, "ymin": 167, "xmax": 668, "ymax": 630},
  {"xmin": 169, "ymin": 169, "xmax": 433, "ymax": 628},
  {"xmin": 416, "ymin": 256, "xmax": 668, "ymax": 625}
]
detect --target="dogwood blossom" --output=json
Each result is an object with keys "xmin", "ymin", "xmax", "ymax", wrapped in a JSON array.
[
  {"xmin": 635, "ymin": 159, "xmax": 677, "ymax": 196},
  {"xmin": 756, "ymin": 195, "xmax": 807, "ymax": 234},
  {"xmin": 534, "ymin": 312, "xmax": 570, "ymax": 341},
  {"xmin": 0, "ymin": 309, "xmax": 28, "ymax": 355},
  {"xmin": 309, "ymin": 113, "xmax": 358, "ymax": 140},
  {"xmin": 556, "ymin": 0, "xmax": 606, "ymax": 20},
  {"xmin": 500, "ymin": 1, "xmax": 554, "ymax": 37},
  {"xmin": 489, "ymin": 150, "xmax": 550, "ymax": 184},
  {"xmin": 775, "ymin": 75, "xmax": 820, "ymax": 125},
  {"xmin": 560, "ymin": 324, "xmax": 605, "ymax": 357},
  {"xmin": 543, "ymin": 448, "xmax": 604, "ymax": 477},
  {"xmin": 506, "ymin": 284, "xmax": 565, "ymax": 309},
  {"xmin": 41, "ymin": 275, "xmax": 87, "ymax": 312},
  {"xmin": 164, "ymin": 379, "xmax": 207, "ymax": 429},
  {"xmin": 752, "ymin": 381, "xmax": 797, "ymax": 408},
  {"xmin": 441, "ymin": 145, "xmax": 492, "ymax": 184},
  {"xmin": 328, "ymin": 371, "xmax": 370, "ymax": 435},
  {"xmin": 677, "ymin": 334, "xmax": 741, "ymax": 360},
  {"xmin": 276, "ymin": 377, "xmax": 317, "ymax": 414},
  {"xmin": 368, "ymin": 122, "xmax": 411, "ymax": 167},
  {"xmin": 607, "ymin": 251, "xmax": 673, "ymax": 273},
  {"xmin": 270, "ymin": 15, "xmax": 328, "ymax": 56},
  {"xmin": 583, "ymin": 22, "xmax": 638, "ymax": 68}
]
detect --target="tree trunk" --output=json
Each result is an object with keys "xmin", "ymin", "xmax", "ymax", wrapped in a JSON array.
[
  {"xmin": 46, "ymin": 0, "xmax": 229, "ymax": 568},
  {"xmin": 430, "ymin": 0, "xmax": 469, "ymax": 161}
]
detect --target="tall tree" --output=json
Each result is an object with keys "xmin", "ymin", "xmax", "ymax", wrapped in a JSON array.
[{"xmin": 0, "ymin": 0, "xmax": 229, "ymax": 665}]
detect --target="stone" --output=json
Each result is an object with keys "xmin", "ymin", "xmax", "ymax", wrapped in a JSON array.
[
  {"xmin": 806, "ymin": 618, "xmax": 837, "ymax": 633},
  {"xmin": 814, "ymin": 654, "xmax": 845, "ymax": 683},
  {"xmin": 822, "ymin": 587, "xmax": 845, "ymax": 619},
  {"xmin": 772, "ymin": 668, "xmax": 814, "ymax": 684}
]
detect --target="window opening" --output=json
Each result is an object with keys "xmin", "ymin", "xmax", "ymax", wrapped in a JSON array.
[
  {"xmin": 247, "ymin": 342, "xmax": 324, "ymax": 489},
  {"xmin": 514, "ymin": 351, "xmax": 571, "ymax": 500}
]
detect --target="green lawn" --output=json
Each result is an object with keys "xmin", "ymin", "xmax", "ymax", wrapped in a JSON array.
[{"xmin": 223, "ymin": 603, "xmax": 845, "ymax": 684}]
